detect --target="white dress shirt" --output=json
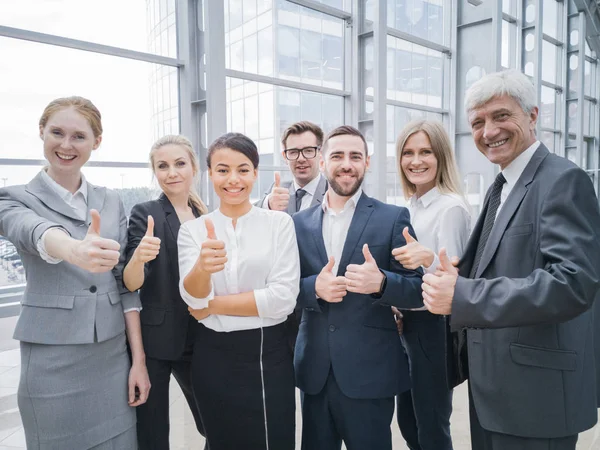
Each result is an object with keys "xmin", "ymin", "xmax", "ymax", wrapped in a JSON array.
[
  {"xmin": 37, "ymin": 169, "xmax": 88, "ymax": 263},
  {"xmin": 497, "ymin": 140, "xmax": 540, "ymax": 217},
  {"xmin": 262, "ymin": 174, "xmax": 322, "ymax": 211},
  {"xmin": 178, "ymin": 206, "xmax": 300, "ymax": 332},
  {"xmin": 321, "ymin": 188, "xmax": 363, "ymax": 276},
  {"xmin": 406, "ymin": 188, "xmax": 471, "ymax": 311},
  {"xmin": 408, "ymin": 187, "xmax": 471, "ymax": 275}
]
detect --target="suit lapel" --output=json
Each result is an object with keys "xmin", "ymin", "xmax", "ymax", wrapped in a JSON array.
[
  {"xmin": 285, "ymin": 181, "xmax": 297, "ymax": 215},
  {"xmin": 25, "ymin": 172, "xmax": 86, "ymax": 222},
  {"xmin": 475, "ymin": 145, "xmax": 549, "ymax": 277},
  {"xmin": 337, "ymin": 193, "xmax": 374, "ymax": 276},
  {"xmin": 308, "ymin": 205, "xmax": 328, "ymax": 266},
  {"xmin": 160, "ymin": 194, "xmax": 180, "ymax": 244},
  {"xmin": 85, "ymin": 183, "xmax": 106, "ymax": 226},
  {"xmin": 310, "ymin": 175, "xmax": 327, "ymax": 207}
]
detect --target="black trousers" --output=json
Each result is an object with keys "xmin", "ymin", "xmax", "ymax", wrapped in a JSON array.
[
  {"xmin": 301, "ymin": 369, "xmax": 394, "ymax": 450},
  {"xmin": 396, "ymin": 310, "xmax": 453, "ymax": 450},
  {"xmin": 468, "ymin": 383, "xmax": 578, "ymax": 450},
  {"xmin": 136, "ymin": 347, "xmax": 205, "ymax": 449},
  {"xmin": 191, "ymin": 322, "xmax": 295, "ymax": 450}
]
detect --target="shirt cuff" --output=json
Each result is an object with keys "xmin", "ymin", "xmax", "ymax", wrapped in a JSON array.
[
  {"xmin": 423, "ymin": 253, "xmax": 440, "ymax": 275},
  {"xmin": 262, "ymin": 194, "xmax": 272, "ymax": 210},
  {"xmin": 123, "ymin": 307, "xmax": 142, "ymax": 313},
  {"xmin": 37, "ymin": 228, "xmax": 69, "ymax": 264},
  {"xmin": 179, "ymin": 279, "xmax": 214, "ymax": 309}
]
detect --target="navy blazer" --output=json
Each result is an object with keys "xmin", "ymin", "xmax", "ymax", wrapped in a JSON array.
[
  {"xmin": 293, "ymin": 192, "xmax": 423, "ymax": 399},
  {"xmin": 125, "ymin": 194, "xmax": 200, "ymax": 361}
]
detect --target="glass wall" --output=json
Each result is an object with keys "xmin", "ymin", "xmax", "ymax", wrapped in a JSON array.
[{"xmin": 0, "ymin": 0, "xmax": 180, "ymax": 287}]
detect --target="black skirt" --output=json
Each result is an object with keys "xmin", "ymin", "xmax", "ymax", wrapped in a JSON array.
[{"xmin": 191, "ymin": 322, "xmax": 295, "ymax": 450}]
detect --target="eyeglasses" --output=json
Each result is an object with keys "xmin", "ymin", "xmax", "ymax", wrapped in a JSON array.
[{"xmin": 283, "ymin": 146, "xmax": 320, "ymax": 160}]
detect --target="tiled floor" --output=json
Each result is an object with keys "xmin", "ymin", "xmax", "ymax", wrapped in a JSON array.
[{"xmin": 0, "ymin": 315, "xmax": 599, "ymax": 449}]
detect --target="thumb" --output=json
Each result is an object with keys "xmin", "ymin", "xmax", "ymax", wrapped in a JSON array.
[
  {"xmin": 87, "ymin": 209, "xmax": 101, "ymax": 236},
  {"xmin": 402, "ymin": 227, "xmax": 416, "ymax": 243},
  {"xmin": 324, "ymin": 256, "xmax": 335, "ymax": 272},
  {"xmin": 274, "ymin": 171, "xmax": 281, "ymax": 188},
  {"xmin": 362, "ymin": 243, "xmax": 375, "ymax": 263},
  {"xmin": 205, "ymin": 217, "xmax": 217, "ymax": 240},
  {"xmin": 439, "ymin": 248, "xmax": 457, "ymax": 273},
  {"xmin": 145, "ymin": 215, "xmax": 154, "ymax": 237}
]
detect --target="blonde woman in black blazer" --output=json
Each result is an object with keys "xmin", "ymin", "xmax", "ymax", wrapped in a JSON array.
[{"xmin": 124, "ymin": 135, "xmax": 207, "ymax": 449}]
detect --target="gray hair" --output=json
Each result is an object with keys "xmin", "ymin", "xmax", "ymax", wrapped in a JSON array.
[{"xmin": 464, "ymin": 70, "xmax": 537, "ymax": 115}]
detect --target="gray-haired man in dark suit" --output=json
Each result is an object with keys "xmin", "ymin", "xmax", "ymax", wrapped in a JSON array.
[{"xmin": 423, "ymin": 70, "xmax": 600, "ymax": 450}]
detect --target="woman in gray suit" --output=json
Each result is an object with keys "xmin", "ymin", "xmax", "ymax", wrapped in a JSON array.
[{"xmin": 0, "ymin": 96, "xmax": 150, "ymax": 449}]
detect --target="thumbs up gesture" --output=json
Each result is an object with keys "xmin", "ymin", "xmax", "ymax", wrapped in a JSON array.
[
  {"xmin": 315, "ymin": 256, "xmax": 347, "ymax": 303},
  {"xmin": 72, "ymin": 209, "xmax": 122, "ymax": 273},
  {"xmin": 345, "ymin": 244, "xmax": 385, "ymax": 295},
  {"xmin": 267, "ymin": 172, "xmax": 290, "ymax": 211},
  {"xmin": 422, "ymin": 248, "xmax": 458, "ymax": 315},
  {"xmin": 391, "ymin": 227, "xmax": 435, "ymax": 270},
  {"xmin": 133, "ymin": 215, "xmax": 161, "ymax": 264},
  {"xmin": 198, "ymin": 218, "xmax": 227, "ymax": 274}
]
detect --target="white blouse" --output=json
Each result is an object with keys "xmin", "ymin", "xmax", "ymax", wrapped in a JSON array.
[
  {"xmin": 178, "ymin": 206, "xmax": 300, "ymax": 332},
  {"xmin": 408, "ymin": 187, "xmax": 471, "ymax": 275}
]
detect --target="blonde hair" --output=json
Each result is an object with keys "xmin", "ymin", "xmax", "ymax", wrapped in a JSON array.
[
  {"xmin": 396, "ymin": 120, "xmax": 466, "ymax": 203},
  {"xmin": 150, "ymin": 135, "xmax": 208, "ymax": 215},
  {"xmin": 39, "ymin": 96, "xmax": 103, "ymax": 138}
]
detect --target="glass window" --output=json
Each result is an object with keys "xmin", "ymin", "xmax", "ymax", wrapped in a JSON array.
[
  {"xmin": 225, "ymin": 77, "xmax": 343, "ymax": 158},
  {"xmin": 542, "ymin": 1, "xmax": 559, "ymax": 41},
  {"xmin": 387, "ymin": 36, "xmax": 443, "ymax": 108},
  {"xmin": 542, "ymin": 41, "xmax": 558, "ymax": 84},
  {"xmin": 0, "ymin": 38, "xmax": 173, "ymax": 165},
  {"xmin": 540, "ymin": 86, "xmax": 558, "ymax": 130},
  {"xmin": 0, "ymin": 0, "xmax": 176, "ymax": 57},
  {"xmin": 387, "ymin": 0, "xmax": 446, "ymax": 46}
]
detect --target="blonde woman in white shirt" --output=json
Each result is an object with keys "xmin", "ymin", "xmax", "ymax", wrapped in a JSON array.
[
  {"xmin": 392, "ymin": 120, "xmax": 471, "ymax": 450},
  {"xmin": 178, "ymin": 132, "xmax": 300, "ymax": 450}
]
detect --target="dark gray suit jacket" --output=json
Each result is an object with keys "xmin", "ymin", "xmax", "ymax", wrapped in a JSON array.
[
  {"xmin": 0, "ymin": 172, "xmax": 140, "ymax": 344},
  {"xmin": 258, "ymin": 174, "xmax": 327, "ymax": 214},
  {"xmin": 450, "ymin": 144, "xmax": 600, "ymax": 438}
]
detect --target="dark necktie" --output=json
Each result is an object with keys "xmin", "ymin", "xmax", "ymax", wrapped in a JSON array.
[
  {"xmin": 295, "ymin": 189, "xmax": 307, "ymax": 212},
  {"xmin": 469, "ymin": 172, "xmax": 506, "ymax": 278}
]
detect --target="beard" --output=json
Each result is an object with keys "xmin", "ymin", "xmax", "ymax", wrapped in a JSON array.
[{"xmin": 327, "ymin": 169, "xmax": 365, "ymax": 197}]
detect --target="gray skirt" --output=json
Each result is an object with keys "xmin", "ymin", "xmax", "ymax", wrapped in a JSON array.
[{"xmin": 18, "ymin": 333, "xmax": 137, "ymax": 450}]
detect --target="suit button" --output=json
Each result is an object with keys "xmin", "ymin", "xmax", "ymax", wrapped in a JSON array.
[
  {"xmin": 89, "ymin": 285, "xmax": 97, "ymax": 293},
  {"xmin": 329, "ymin": 324, "xmax": 336, "ymax": 332}
]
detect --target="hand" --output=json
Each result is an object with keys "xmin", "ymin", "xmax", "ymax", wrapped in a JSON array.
[
  {"xmin": 422, "ymin": 248, "xmax": 458, "ymax": 315},
  {"xmin": 198, "ymin": 218, "xmax": 227, "ymax": 273},
  {"xmin": 133, "ymin": 215, "xmax": 161, "ymax": 263},
  {"xmin": 128, "ymin": 361, "xmax": 151, "ymax": 407},
  {"xmin": 70, "ymin": 209, "xmax": 121, "ymax": 273},
  {"xmin": 268, "ymin": 172, "xmax": 290, "ymax": 211},
  {"xmin": 345, "ymin": 244, "xmax": 384, "ymax": 295},
  {"xmin": 391, "ymin": 227, "xmax": 435, "ymax": 270},
  {"xmin": 188, "ymin": 305, "xmax": 211, "ymax": 321},
  {"xmin": 315, "ymin": 256, "xmax": 347, "ymax": 303}
]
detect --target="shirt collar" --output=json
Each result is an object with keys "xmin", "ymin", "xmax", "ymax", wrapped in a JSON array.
[
  {"xmin": 322, "ymin": 187, "xmax": 363, "ymax": 214},
  {"xmin": 410, "ymin": 187, "xmax": 440, "ymax": 209},
  {"xmin": 40, "ymin": 168, "xmax": 88, "ymax": 203},
  {"xmin": 293, "ymin": 174, "xmax": 321, "ymax": 196},
  {"xmin": 501, "ymin": 140, "xmax": 540, "ymax": 188}
]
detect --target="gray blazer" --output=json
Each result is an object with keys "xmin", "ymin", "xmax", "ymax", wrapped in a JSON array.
[
  {"xmin": 450, "ymin": 145, "xmax": 600, "ymax": 438},
  {"xmin": 0, "ymin": 172, "xmax": 140, "ymax": 345},
  {"xmin": 258, "ymin": 174, "xmax": 328, "ymax": 214}
]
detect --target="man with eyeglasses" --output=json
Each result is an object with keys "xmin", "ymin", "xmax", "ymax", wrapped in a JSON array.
[{"xmin": 259, "ymin": 121, "xmax": 328, "ymax": 215}]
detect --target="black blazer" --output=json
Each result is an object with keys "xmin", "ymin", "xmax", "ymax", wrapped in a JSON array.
[{"xmin": 126, "ymin": 194, "xmax": 200, "ymax": 361}]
